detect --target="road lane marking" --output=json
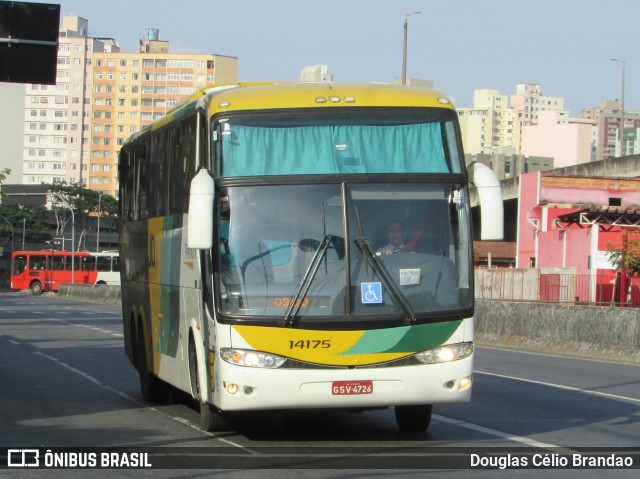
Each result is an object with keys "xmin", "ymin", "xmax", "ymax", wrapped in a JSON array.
[
  {"xmin": 432, "ymin": 414, "xmax": 565, "ymax": 450},
  {"xmin": 476, "ymin": 370, "xmax": 640, "ymax": 405},
  {"xmin": 21, "ymin": 345, "xmax": 251, "ymax": 451},
  {"xmin": 20, "ymin": 338, "xmax": 565, "ymax": 451},
  {"xmin": 3, "ymin": 314, "xmax": 125, "ymax": 338},
  {"xmin": 477, "ymin": 345, "xmax": 640, "ymax": 367}
]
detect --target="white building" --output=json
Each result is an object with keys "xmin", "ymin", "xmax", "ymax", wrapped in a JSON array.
[
  {"xmin": 510, "ymin": 83, "xmax": 566, "ymax": 126},
  {"xmin": 22, "ymin": 16, "xmax": 118, "ymax": 186},
  {"xmin": 300, "ymin": 65, "xmax": 333, "ymax": 82}
]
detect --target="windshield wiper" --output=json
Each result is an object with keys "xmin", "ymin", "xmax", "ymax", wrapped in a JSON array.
[
  {"xmin": 353, "ymin": 207, "xmax": 417, "ymax": 325},
  {"xmin": 283, "ymin": 234, "xmax": 332, "ymax": 327}
]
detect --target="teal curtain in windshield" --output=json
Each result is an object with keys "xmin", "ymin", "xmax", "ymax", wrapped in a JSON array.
[{"xmin": 220, "ymin": 123, "xmax": 449, "ymax": 176}]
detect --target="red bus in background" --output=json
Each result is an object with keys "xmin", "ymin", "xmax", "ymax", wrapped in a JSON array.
[{"xmin": 10, "ymin": 250, "xmax": 120, "ymax": 295}]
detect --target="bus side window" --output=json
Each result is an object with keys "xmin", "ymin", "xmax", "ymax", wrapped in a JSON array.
[
  {"xmin": 65, "ymin": 256, "xmax": 81, "ymax": 271},
  {"xmin": 82, "ymin": 257, "xmax": 95, "ymax": 271},
  {"xmin": 30, "ymin": 255, "xmax": 46, "ymax": 271},
  {"xmin": 52, "ymin": 256, "xmax": 65, "ymax": 270},
  {"xmin": 13, "ymin": 255, "xmax": 27, "ymax": 275},
  {"xmin": 112, "ymin": 256, "xmax": 120, "ymax": 272},
  {"xmin": 97, "ymin": 257, "xmax": 111, "ymax": 272}
]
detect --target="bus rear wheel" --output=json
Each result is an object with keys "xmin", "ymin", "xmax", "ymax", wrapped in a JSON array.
[
  {"xmin": 395, "ymin": 404, "xmax": 433, "ymax": 432},
  {"xmin": 30, "ymin": 281, "xmax": 43, "ymax": 296},
  {"xmin": 136, "ymin": 323, "xmax": 169, "ymax": 403}
]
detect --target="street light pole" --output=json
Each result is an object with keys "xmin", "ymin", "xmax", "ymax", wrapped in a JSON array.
[
  {"xmin": 96, "ymin": 191, "xmax": 102, "ymax": 252},
  {"xmin": 52, "ymin": 193, "xmax": 75, "ymax": 285},
  {"xmin": 402, "ymin": 11, "xmax": 421, "ymax": 85},
  {"xmin": 610, "ymin": 58, "xmax": 625, "ymax": 157}
]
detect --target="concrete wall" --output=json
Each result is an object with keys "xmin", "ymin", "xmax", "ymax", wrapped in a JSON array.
[
  {"xmin": 476, "ymin": 300, "xmax": 640, "ymax": 363},
  {"xmin": 58, "ymin": 284, "xmax": 121, "ymax": 304}
]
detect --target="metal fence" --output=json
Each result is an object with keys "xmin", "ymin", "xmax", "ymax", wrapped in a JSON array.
[{"xmin": 474, "ymin": 268, "xmax": 640, "ymax": 307}]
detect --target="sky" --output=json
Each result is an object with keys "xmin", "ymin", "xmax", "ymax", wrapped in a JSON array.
[{"xmin": 35, "ymin": 0, "xmax": 638, "ymax": 116}]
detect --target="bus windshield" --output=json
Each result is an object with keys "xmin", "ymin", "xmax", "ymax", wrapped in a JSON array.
[
  {"xmin": 216, "ymin": 182, "xmax": 472, "ymax": 326},
  {"xmin": 214, "ymin": 110, "xmax": 463, "ymax": 176}
]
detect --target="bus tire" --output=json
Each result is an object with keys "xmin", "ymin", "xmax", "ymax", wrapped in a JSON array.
[
  {"xmin": 30, "ymin": 281, "xmax": 43, "ymax": 296},
  {"xmin": 189, "ymin": 334, "xmax": 227, "ymax": 432},
  {"xmin": 137, "ymin": 322, "xmax": 169, "ymax": 403},
  {"xmin": 394, "ymin": 404, "xmax": 433, "ymax": 432}
]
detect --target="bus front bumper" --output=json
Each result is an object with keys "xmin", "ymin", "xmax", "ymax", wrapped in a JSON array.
[{"xmin": 212, "ymin": 356, "xmax": 473, "ymax": 412}]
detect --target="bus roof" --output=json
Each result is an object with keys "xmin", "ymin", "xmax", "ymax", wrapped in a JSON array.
[
  {"xmin": 203, "ymin": 82, "xmax": 455, "ymax": 117},
  {"xmin": 126, "ymin": 82, "xmax": 456, "ymax": 144}
]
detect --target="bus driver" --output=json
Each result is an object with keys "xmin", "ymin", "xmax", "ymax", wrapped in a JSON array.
[{"xmin": 377, "ymin": 221, "xmax": 406, "ymax": 255}]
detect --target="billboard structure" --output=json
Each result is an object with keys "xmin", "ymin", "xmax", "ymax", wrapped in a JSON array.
[{"xmin": 0, "ymin": 1, "xmax": 60, "ymax": 84}]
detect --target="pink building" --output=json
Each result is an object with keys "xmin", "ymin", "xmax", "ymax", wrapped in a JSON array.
[
  {"xmin": 516, "ymin": 172, "xmax": 640, "ymax": 302},
  {"xmin": 521, "ymin": 110, "xmax": 595, "ymax": 167}
]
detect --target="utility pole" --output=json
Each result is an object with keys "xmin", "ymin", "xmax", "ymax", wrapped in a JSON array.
[{"xmin": 402, "ymin": 12, "xmax": 421, "ymax": 85}]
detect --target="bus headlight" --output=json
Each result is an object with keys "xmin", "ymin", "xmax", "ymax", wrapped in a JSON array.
[
  {"xmin": 414, "ymin": 342, "xmax": 473, "ymax": 364},
  {"xmin": 220, "ymin": 348, "xmax": 286, "ymax": 369}
]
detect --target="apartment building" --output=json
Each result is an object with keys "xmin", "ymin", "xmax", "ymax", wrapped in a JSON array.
[
  {"xmin": 457, "ymin": 88, "xmax": 521, "ymax": 155},
  {"xmin": 22, "ymin": 16, "xmax": 118, "ymax": 186},
  {"xmin": 89, "ymin": 29, "xmax": 238, "ymax": 195},
  {"xmin": 21, "ymin": 16, "xmax": 238, "ymax": 197},
  {"xmin": 458, "ymin": 84, "xmax": 576, "ymax": 179},
  {"xmin": 510, "ymin": 83, "xmax": 566, "ymax": 126},
  {"xmin": 580, "ymin": 100, "xmax": 640, "ymax": 161}
]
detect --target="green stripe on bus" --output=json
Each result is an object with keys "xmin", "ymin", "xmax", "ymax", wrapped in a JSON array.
[{"xmin": 340, "ymin": 320, "xmax": 462, "ymax": 355}]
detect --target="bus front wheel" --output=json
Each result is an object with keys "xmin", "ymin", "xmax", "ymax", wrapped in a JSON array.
[
  {"xmin": 30, "ymin": 281, "xmax": 43, "ymax": 296},
  {"xmin": 395, "ymin": 404, "xmax": 433, "ymax": 432},
  {"xmin": 188, "ymin": 334, "xmax": 227, "ymax": 432}
]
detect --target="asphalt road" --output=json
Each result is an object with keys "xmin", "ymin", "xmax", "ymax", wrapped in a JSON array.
[{"xmin": 0, "ymin": 290, "xmax": 638, "ymax": 478}]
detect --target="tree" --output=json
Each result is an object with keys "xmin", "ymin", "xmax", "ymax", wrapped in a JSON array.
[
  {"xmin": 607, "ymin": 232, "xmax": 640, "ymax": 306},
  {"xmin": 0, "ymin": 168, "xmax": 10, "ymax": 198},
  {"xmin": 0, "ymin": 204, "xmax": 51, "ymax": 247},
  {"xmin": 48, "ymin": 183, "xmax": 118, "ymax": 251},
  {"xmin": 607, "ymin": 233, "xmax": 640, "ymax": 275}
]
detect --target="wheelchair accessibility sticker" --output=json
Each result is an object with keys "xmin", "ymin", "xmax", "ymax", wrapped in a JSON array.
[{"xmin": 361, "ymin": 282, "xmax": 382, "ymax": 304}]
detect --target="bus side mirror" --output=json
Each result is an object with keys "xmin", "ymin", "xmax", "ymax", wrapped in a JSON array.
[
  {"xmin": 188, "ymin": 168, "xmax": 215, "ymax": 249},
  {"xmin": 469, "ymin": 162, "xmax": 504, "ymax": 241}
]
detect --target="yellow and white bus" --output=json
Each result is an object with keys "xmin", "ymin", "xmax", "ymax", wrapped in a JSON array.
[{"xmin": 118, "ymin": 82, "xmax": 502, "ymax": 432}]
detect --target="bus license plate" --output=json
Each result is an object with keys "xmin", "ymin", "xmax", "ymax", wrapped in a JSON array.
[{"xmin": 332, "ymin": 380, "xmax": 373, "ymax": 395}]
